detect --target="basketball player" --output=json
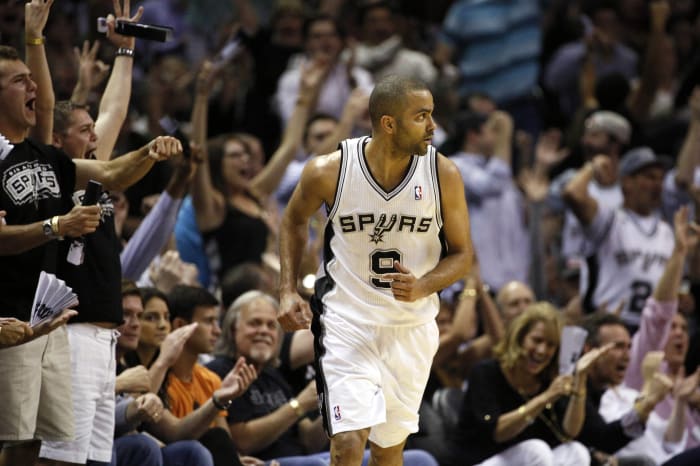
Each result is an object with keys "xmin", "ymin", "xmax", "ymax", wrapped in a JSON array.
[{"xmin": 278, "ymin": 75, "xmax": 473, "ymax": 465}]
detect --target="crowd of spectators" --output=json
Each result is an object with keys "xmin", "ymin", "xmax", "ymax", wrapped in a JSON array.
[{"xmin": 1, "ymin": 0, "xmax": 700, "ymax": 465}]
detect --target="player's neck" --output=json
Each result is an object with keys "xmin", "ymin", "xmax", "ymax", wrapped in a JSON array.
[{"xmin": 364, "ymin": 138, "xmax": 413, "ymax": 190}]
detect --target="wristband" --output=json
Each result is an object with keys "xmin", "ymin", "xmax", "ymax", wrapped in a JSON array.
[
  {"xmin": 289, "ymin": 398, "xmax": 305, "ymax": 417},
  {"xmin": 51, "ymin": 215, "xmax": 60, "ymax": 236},
  {"xmin": 211, "ymin": 393, "xmax": 232, "ymax": 411},
  {"xmin": 115, "ymin": 47, "xmax": 135, "ymax": 58},
  {"xmin": 26, "ymin": 36, "xmax": 45, "ymax": 46}
]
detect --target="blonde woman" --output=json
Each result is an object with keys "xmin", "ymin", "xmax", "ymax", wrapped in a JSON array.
[{"xmin": 453, "ymin": 302, "xmax": 611, "ymax": 465}]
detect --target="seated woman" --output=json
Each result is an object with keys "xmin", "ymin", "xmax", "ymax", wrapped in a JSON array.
[
  {"xmin": 125, "ymin": 287, "xmax": 170, "ymax": 369},
  {"xmin": 453, "ymin": 302, "xmax": 608, "ymax": 466}
]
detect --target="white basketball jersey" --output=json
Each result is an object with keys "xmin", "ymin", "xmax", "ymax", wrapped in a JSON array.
[
  {"xmin": 562, "ymin": 181, "xmax": 623, "ymax": 258},
  {"xmin": 583, "ymin": 208, "xmax": 674, "ymax": 327},
  {"xmin": 317, "ymin": 136, "xmax": 444, "ymax": 326}
]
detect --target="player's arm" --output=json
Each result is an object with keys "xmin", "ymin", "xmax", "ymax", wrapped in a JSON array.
[
  {"xmin": 387, "ymin": 155, "xmax": 472, "ymax": 301},
  {"xmin": 390, "ymin": 155, "xmax": 473, "ymax": 301},
  {"xmin": 278, "ymin": 152, "xmax": 339, "ymax": 330},
  {"xmin": 424, "ymin": 154, "xmax": 473, "ymax": 291}
]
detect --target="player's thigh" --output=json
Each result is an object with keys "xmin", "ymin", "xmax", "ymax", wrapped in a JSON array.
[{"xmin": 316, "ymin": 314, "xmax": 385, "ymax": 434}]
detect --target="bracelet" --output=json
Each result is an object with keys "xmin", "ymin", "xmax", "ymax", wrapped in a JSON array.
[
  {"xmin": 459, "ymin": 288, "xmax": 477, "ymax": 300},
  {"xmin": 518, "ymin": 404, "xmax": 533, "ymax": 424},
  {"xmin": 289, "ymin": 398, "xmax": 305, "ymax": 417},
  {"xmin": 50, "ymin": 215, "xmax": 60, "ymax": 236},
  {"xmin": 26, "ymin": 36, "xmax": 44, "ymax": 46},
  {"xmin": 211, "ymin": 393, "xmax": 232, "ymax": 411},
  {"xmin": 115, "ymin": 47, "xmax": 135, "ymax": 58}
]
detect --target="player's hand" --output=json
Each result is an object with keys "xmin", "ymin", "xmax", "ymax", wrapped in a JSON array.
[
  {"xmin": 385, "ymin": 261, "xmax": 426, "ymax": 302},
  {"xmin": 278, "ymin": 291, "xmax": 312, "ymax": 331},
  {"xmin": 59, "ymin": 205, "xmax": 101, "ymax": 237}
]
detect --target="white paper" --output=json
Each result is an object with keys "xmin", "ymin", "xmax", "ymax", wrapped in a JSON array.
[
  {"xmin": 66, "ymin": 240, "xmax": 84, "ymax": 265},
  {"xmin": 559, "ymin": 325, "xmax": 589, "ymax": 375},
  {"xmin": 0, "ymin": 134, "xmax": 14, "ymax": 161},
  {"xmin": 30, "ymin": 271, "xmax": 79, "ymax": 327}
]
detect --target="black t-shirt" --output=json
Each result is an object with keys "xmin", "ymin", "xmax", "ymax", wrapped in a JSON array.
[
  {"xmin": 206, "ymin": 357, "xmax": 305, "ymax": 460},
  {"xmin": 57, "ymin": 188, "xmax": 123, "ymax": 324},
  {"xmin": 0, "ymin": 139, "xmax": 75, "ymax": 321}
]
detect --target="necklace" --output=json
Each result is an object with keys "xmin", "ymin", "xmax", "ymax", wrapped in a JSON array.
[{"xmin": 518, "ymin": 390, "xmax": 572, "ymax": 444}]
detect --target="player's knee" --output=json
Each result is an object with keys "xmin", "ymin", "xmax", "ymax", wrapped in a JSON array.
[{"xmin": 331, "ymin": 430, "xmax": 369, "ymax": 465}]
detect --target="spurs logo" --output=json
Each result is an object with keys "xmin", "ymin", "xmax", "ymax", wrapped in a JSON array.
[
  {"xmin": 71, "ymin": 190, "xmax": 115, "ymax": 223},
  {"xmin": 369, "ymin": 213, "xmax": 397, "ymax": 244},
  {"xmin": 2, "ymin": 161, "xmax": 60, "ymax": 205}
]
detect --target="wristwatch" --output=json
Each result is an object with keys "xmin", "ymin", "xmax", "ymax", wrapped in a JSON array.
[
  {"xmin": 289, "ymin": 398, "xmax": 305, "ymax": 417},
  {"xmin": 211, "ymin": 393, "xmax": 233, "ymax": 411},
  {"xmin": 43, "ymin": 218, "xmax": 55, "ymax": 238}
]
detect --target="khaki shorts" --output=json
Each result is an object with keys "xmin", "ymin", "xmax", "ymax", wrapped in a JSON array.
[
  {"xmin": 0, "ymin": 326, "xmax": 74, "ymax": 442},
  {"xmin": 40, "ymin": 324, "xmax": 117, "ymax": 463}
]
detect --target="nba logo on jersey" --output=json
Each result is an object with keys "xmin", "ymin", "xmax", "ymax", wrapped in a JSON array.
[
  {"xmin": 333, "ymin": 405, "xmax": 342, "ymax": 421},
  {"xmin": 414, "ymin": 185, "xmax": 423, "ymax": 200}
]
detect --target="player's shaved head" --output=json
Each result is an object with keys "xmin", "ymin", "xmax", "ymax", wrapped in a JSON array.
[{"xmin": 369, "ymin": 75, "xmax": 429, "ymax": 128}]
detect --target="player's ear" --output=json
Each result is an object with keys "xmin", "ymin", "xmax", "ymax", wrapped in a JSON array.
[{"xmin": 380, "ymin": 115, "xmax": 394, "ymax": 134}]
